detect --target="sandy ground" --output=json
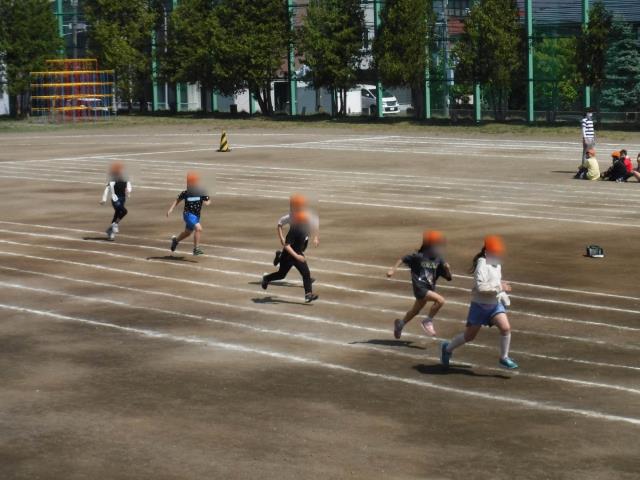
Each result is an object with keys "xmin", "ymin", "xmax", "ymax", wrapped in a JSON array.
[{"xmin": 0, "ymin": 123, "xmax": 639, "ymax": 479}]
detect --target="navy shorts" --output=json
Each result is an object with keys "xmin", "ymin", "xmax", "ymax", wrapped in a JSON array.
[
  {"xmin": 183, "ymin": 212, "xmax": 200, "ymax": 231},
  {"xmin": 466, "ymin": 302, "xmax": 506, "ymax": 327}
]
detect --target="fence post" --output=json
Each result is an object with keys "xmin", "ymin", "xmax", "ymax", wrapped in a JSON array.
[
  {"xmin": 582, "ymin": 0, "xmax": 591, "ymax": 109},
  {"xmin": 423, "ymin": 3, "xmax": 432, "ymax": 120},
  {"xmin": 374, "ymin": 0, "xmax": 384, "ymax": 118},
  {"xmin": 288, "ymin": 0, "xmax": 297, "ymax": 116},
  {"xmin": 56, "ymin": 0, "xmax": 64, "ymax": 55},
  {"xmin": 172, "ymin": 0, "xmax": 182, "ymax": 112},
  {"xmin": 525, "ymin": 0, "xmax": 534, "ymax": 123},
  {"xmin": 152, "ymin": 31, "xmax": 159, "ymax": 112},
  {"xmin": 471, "ymin": 0, "xmax": 481, "ymax": 123}
]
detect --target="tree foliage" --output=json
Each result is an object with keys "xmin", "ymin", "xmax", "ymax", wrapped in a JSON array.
[
  {"xmin": 600, "ymin": 22, "xmax": 640, "ymax": 112},
  {"xmin": 373, "ymin": 0, "xmax": 435, "ymax": 118},
  {"xmin": 534, "ymin": 37, "xmax": 580, "ymax": 119},
  {"xmin": 215, "ymin": 0, "xmax": 290, "ymax": 115},
  {"xmin": 163, "ymin": 0, "xmax": 225, "ymax": 111},
  {"xmin": 0, "ymin": 0, "xmax": 61, "ymax": 116},
  {"xmin": 84, "ymin": 0, "xmax": 158, "ymax": 112},
  {"xmin": 576, "ymin": 0, "xmax": 612, "ymax": 103},
  {"xmin": 453, "ymin": 0, "xmax": 523, "ymax": 120},
  {"xmin": 297, "ymin": 0, "xmax": 366, "ymax": 116}
]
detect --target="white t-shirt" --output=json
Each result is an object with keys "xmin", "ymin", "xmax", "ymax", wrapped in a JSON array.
[{"xmin": 471, "ymin": 257, "xmax": 503, "ymax": 305}]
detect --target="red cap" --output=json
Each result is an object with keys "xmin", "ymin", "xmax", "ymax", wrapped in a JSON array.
[{"xmin": 484, "ymin": 235, "xmax": 505, "ymax": 255}]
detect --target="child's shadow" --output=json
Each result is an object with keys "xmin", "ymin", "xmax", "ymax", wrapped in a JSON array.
[
  {"xmin": 413, "ymin": 364, "xmax": 510, "ymax": 379},
  {"xmin": 83, "ymin": 236, "xmax": 112, "ymax": 242},
  {"xmin": 252, "ymin": 296, "xmax": 307, "ymax": 306},
  {"xmin": 350, "ymin": 339, "xmax": 426, "ymax": 351},
  {"xmin": 146, "ymin": 255, "xmax": 198, "ymax": 264},
  {"xmin": 247, "ymin": 280, "xmax": 299, "ymax": 288}
]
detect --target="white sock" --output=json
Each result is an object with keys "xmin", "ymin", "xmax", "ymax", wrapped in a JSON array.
[
  {"xmin": 447, "ymin": 333, "xmax": 465, "ymax": 353},
  {"xmin": 424, "ymin": 316, "xmax": 433, "ymax": 324},
  {"xmin": 500, "ymin": 333, "xmax": 511, "ymax": 359}
]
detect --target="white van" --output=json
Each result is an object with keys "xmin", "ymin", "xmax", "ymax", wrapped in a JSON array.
[{"xmin": 359, "ymin": 84, "xmax": 400, "ymax": 115}]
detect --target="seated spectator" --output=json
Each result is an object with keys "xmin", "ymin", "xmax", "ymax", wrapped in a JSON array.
[
  {"xmin": 630, "ymin": 153, "xmax": 640, "ymax": 182},
  {"xmin": 601, "ymin": 151, "xmax": 630, "ymax": 182},
  {"xmin": 621, "ymin": 149, "xmax": 633, "ymax": 174},
  {"xmin": 575, "ymin": 148, "xmax": 600, "ymax": 180}
]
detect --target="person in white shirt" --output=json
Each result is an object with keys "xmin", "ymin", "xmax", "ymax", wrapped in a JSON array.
[
  {"xmin": 99, "ymin": 161, "xmax": 132, "ymax": 240},
  {"xmin": 272, "ymin": 194, "xmax": 320, "ymax": 266},
  {"xmin": 581, "ymin": 110, "xmax": 596, "ymax": 165},
  {"xmin": 441, "ymin": 235, "xmax": 518, "ymax": 370}
]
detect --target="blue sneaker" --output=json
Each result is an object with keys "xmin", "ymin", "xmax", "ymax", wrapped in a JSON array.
[
  {"xmin": 441, "ymin": 342, "xmax": 451, "ymax": 368},
  {"xmin": 499, "ymin": 357, "xmax": 519, "ymax": 370}
]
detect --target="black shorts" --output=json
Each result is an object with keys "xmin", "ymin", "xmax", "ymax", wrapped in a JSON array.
[{"xmin": 412, "ymin": 283, "xmax": 434, "ymax": 300}]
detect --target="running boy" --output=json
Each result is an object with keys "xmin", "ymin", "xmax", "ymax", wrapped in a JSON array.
[
  {"xmin": 262, "ymin": 209, "xmax": 319, "ymax": 303},
  {"xmin": 166, "ymin": 172, "xmax": 210, "ymax": 256},
  {"xmin": 273, "ymin": 194, "xmax": 320, "ymax": 266},
  {"xmin": 441, "ymin": 235, "xmax": 518, "ymax": 370},
  {"xmin": 387, "ymin": 230, "xmax": 452, "ymax": 338},
  {"xmin": 100, "ymin": 161, "xmax": 132, "ymax": 241}
]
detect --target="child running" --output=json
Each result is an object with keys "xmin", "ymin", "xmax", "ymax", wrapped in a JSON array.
[
  {"xmin": 273, "ymin": 194, "xmax": 320, "ymax": 266},
  {"xmin": 262, "ymin": 209, "xmax": 319, "ymax": 303},
  {"xmin": 441, "ymin": 235, "xmax": 518, "ymax": 370},
  {"xmin": 166, "ymin": 172, "xmax": 211, "ymax": 256},
  {"xmin": 387, "ymin": 230, "xmax": 452, "ymax": 338},
  {"xmin": 100, "ymin": 161, "xmax": 132, "ymax": 241}
]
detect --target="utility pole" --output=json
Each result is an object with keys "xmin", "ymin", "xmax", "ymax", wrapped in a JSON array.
[
  {"xmin": 423, "ymin": 4, "xmax": 431, "ymax": 120},
  {"xmin": 581, "ymin": 0, "xmax": 591, "ymax": 109},
  {"xmin": 472, "ymin": 0, "xmax": 481, "ymax": 124},
  {"xmin": 373, "ymin": 0, "xmax": 384, "ymax": 118},
  {"xmin": 525, "ymin": 0, "xmax": 534, "ymax": 123},
  {"xmin": 287, "ymin": 0, "xmax": 297, "ymax": 116},
  {"xmin": 172, "ymin": 0, "xmax": 182, "ymax": 112},
  {"xmin": 441, "ymin": 0, "xmax": 449, "ymax": 119},
  {"xmin": 71, "ymin": 0, "xmax": 78, "ymax": 59}
]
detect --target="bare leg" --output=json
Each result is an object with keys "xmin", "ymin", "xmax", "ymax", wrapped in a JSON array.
[
  {"xmin": 176, "ymin": 230, "xmax": 192, "ymax": 243},
  {"xmin": 401, "ymin": 297, "xmax": 428, "ymax": 325},
  {"xmin": 446, "ymin": 324, "xmax": 481, "ymax": 354},
  {"xmin": 193, "ymin": 223, "xmax": 202, "ymax": 248},
  {"xmin": 426, "ymin": 291, "xmax": 446, "ymax": 318}
]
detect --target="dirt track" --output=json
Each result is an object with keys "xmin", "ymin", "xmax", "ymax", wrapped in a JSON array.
[{"xmin": 1, "ymin": 123, "xmax": 639, "ymax": 479}]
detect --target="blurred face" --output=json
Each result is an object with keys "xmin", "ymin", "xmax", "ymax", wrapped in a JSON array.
[
  {"xmin": 586, "ymin": 112, "xmax": 593, "ymax": 120},
  {"xmin": 430, "ymin": 243, "xmax": 445, "ymax": 258}
]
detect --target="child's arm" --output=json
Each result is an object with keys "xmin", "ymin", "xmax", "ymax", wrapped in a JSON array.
[
  {"xmin": 100, "ymin": 184, "xmax": 109, "ymax": 204},
  {"xmin": 203, "ymin": 198, "xmax": 211, "ymax": 206},
  {"xmin": 126, "ymin": 181, "xmax": 132, "ymax": 198},
  {"xmin": 284, "ymin": 244, "xmax": 305, "ymax": 263},
  {"xmin": 277, "ymin": 224, "xmax": 286, "ymax": 246},
  {"xmin": 312, "ymin": 214, "xmax": 320, "ymax": 247},
  {"xmin": 166, "ymin": 199, "xmax": 179, "ymax": 217},
  {"xmin": 441, "ymin": 262, "xmax": 453, "ymax": 282},
  {"xmin": 387, "ymin": 258, "xmax": 404, "ymax": 278}
]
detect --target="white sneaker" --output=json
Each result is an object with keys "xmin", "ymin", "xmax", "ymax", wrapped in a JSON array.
[
  {"xmin": 420, "ymin": 319, "xmax": 436, "ymax": 336},
  {"xmin": 112, "ymin": 222, "xmax": 119, "ymax": 233}
]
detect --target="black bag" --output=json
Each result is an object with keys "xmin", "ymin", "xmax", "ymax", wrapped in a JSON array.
[{"xmin": 586, "ymin": 245, "xmax": 605, "ymax": 258}]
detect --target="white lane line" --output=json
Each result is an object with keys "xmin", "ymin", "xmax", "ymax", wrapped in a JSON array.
[
  {"xmin": 2, "ymin": 219, "xmax": 638, "ymax": 304},
  {"xmin": 2, "ymin": 229, "xmax": 639, "ymax": 334},
  {"xmin": 2, "ymin": 248, "xmax": 640, "ymax": 373},
  {"xmin": 3, "ymin": 168, "xmax": 640, "ymax": 230},
  {"xmin": 2, "ymin": 302, "xmax": 639, "ymax": 427},
  {"xmin": 5, "ymin": 279, "xmax": 640, "ymax": 396}
]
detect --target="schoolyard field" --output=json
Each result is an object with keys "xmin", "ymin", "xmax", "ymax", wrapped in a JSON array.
[{"xmin": 1, "ymin": 119, "xmax": 639, "ymax": 479}]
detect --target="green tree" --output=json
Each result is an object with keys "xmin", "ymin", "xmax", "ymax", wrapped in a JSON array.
[
  {"xmin": 534, "ymin": 37, "xmax": 580, "ymax": 121},
  {"xmin": 163, "ymin": 0, "xmax": 225, "ymax": 112},
  {"xmin": 600, "ymin": 22, "xmax": 640, "ymax": 112},
  {"xmin": 373, "ymin": 0, "xmax": 435, "ymax": 118},
  {"xmin": 452, "ymin": 0, "xmax": 523, "ymax": 121},
  {"xmin": 84, "ymin": 0, "xmax": 158, "ymax": 113},
  {"xmin": 576, "ymin": 0, "xmax": 612, "ymax": 110},
  {"xmin": 0, "ymin": 0, "xmax": 61, "ymax": 117},
  {"xmin": 216, "ymin": 0, "xmax": 290, "ymax": 115},
  {"xmin": 297, "ymin": 0, "xmax": 366, "ymax": 116}
]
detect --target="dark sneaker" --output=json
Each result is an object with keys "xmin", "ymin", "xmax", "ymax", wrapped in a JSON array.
[
  {"xmin": 441, "ymin": 342, "xmax": 451, "ymax": 368},
  {"xmin": 273, "ymin": 250, "xmax": 282, "ymax": 266},
  {"xmin": 393, "ymin": 319, "xmax": 403, "ymax": 339},
  {"xmin": 261, "ymin": 275, "xmax": 268, "ymax": 290},
  {"xmin": 193, "ymin": 247, "xmax": 204, "ymax": 256},
  {"xmin": 170, "ymin": 236, "xmax": 178, "ymax": 252},
  {"xmin": 305, "ymin": 293, "xmax": 319, "ymax": 303}
]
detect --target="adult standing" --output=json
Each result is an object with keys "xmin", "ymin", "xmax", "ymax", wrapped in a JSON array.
[{"xmin": 581, "ymin": 109, "xmax": 596, "ymax": 165}]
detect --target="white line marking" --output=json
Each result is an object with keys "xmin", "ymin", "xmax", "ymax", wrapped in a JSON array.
[{"xmin": 2, "ymin": 302, "xmax": 639, "ymax": 427}]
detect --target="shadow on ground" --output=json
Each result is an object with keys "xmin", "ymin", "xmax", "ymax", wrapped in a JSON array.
[
  {"xmin": 413, "ymin": 364, "xmax": 510, "ymax": 379},
  {"xmin": 146, "ymin": 255, "xmax": 198, "ymax": 263},
  {"xmin": 251, "ymin": 296, "xmax": 307, "ymax": 306},
  {"xmin": 350, "ymin": 339, "xmax": 426, "ymax": 351}
]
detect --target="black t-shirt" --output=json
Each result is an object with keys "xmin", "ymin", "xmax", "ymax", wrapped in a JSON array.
[
  {"xmin": 402, "ymin": 250, "xmax": 450, "ymax": 292},
  {"xmin": 178, "ymin": 188, "xmax": 210, "ymax": 216},
  {"xmin": 109, "ymin": 175, "xmax": 128, "ymax": 199},
  {"xmin": 285, "ymin": 224, "xmax": 309, "ymax": 255}
]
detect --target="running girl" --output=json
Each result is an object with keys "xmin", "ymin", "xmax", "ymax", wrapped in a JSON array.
[
  {"xmin": 262, "ymin": 210, "xmax": 319, "ymax": 303},
  {"xmin": 387, "ymin": 230, "xmax": 452, "ymax": 338},
  {"xmin": 441, "ymin": 235, "xmax": 518, "ymax": 370},
  {"xmin": 100, "ymin": 161, "xmax": 132, "ymax": 241},
  {"xmin": 273, "ymin": 194, "xmax": 320, "ymax": 266},
  {"xmin": 166, "ymin": 172, "xmax": 211, "ymax": 256}
]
